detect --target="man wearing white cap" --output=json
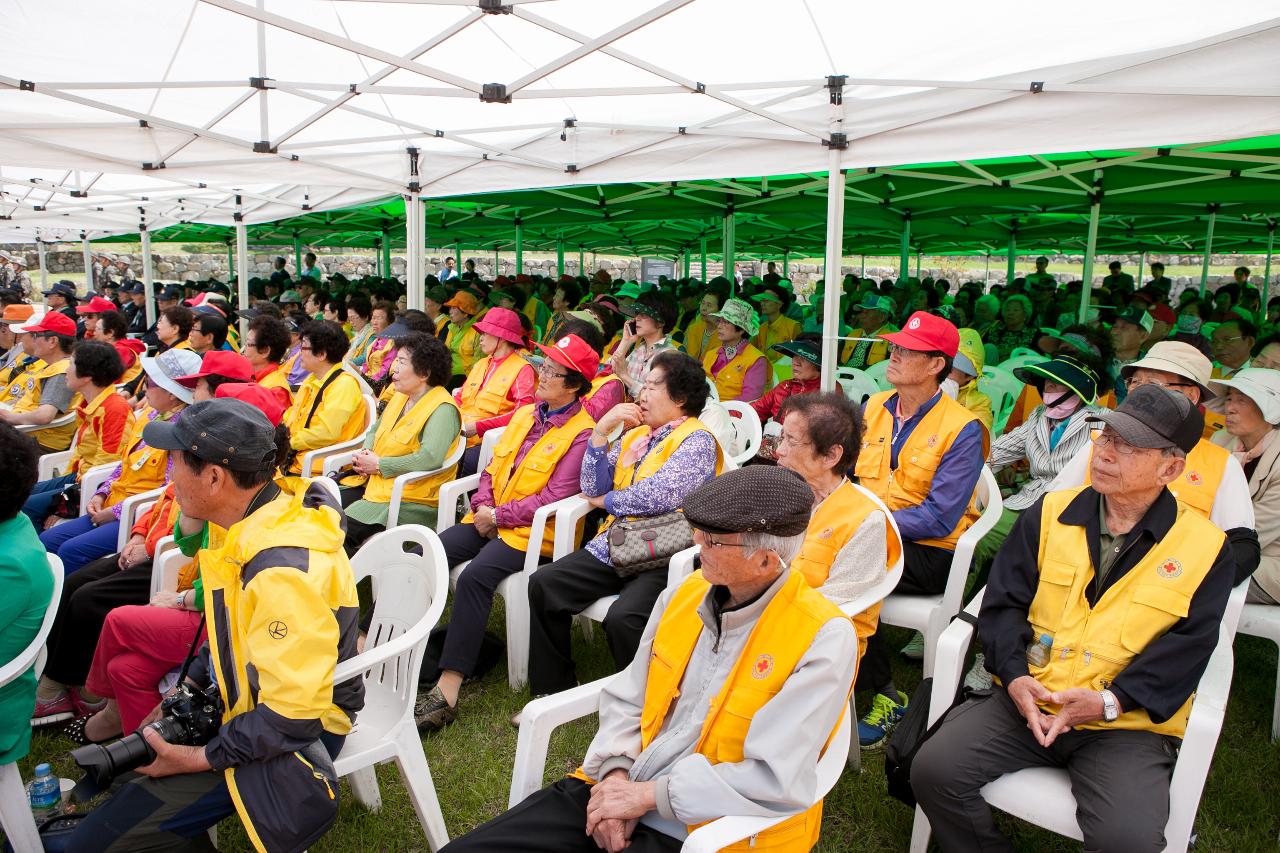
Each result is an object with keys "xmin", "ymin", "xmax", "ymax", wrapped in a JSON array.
[
  {"xmin": 7, "ymin": 256, "xmax": 31, "ymax": 299},
  {"xmin": 1209, "ymin": 368, "xmax": 1280, "ymax": 604},
  {"xmin": 1050, "ymin": 341, "xmax": 1257, "ymax": 566}
]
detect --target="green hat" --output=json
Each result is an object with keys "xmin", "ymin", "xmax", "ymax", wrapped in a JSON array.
[
  {"xmin": 710, "ymin": 297, "xmax": 760, "ymax": 338},
  {"xmin": 615, "ymin": 282, "xmax": 643, "ymax": 299},
  {"xmin": 1014, "ymin": 354, "xmax": 1100, "ymax": 405}
]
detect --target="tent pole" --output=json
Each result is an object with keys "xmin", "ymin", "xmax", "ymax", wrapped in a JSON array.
[
  {"xmin": 515, "ymin": 218, "xmax": 524, "ymax": 278},
  {"xmin": 35, "ymin": 231, "xmax": 48, "ymax": 293},
  {"xmin": 915, "ymin": 251, "xmax": 922, "ymax": 279},
  {"xmin": 1078, "ymin": 183, "xmax": 1102, "ymax": 324},
  {"xmin": 1006, "ymin": 227, "xmax": 1017, "ymax": 284},
  {"xmin": 1264, "ymin": 221, "xmax": 1276, "ymax": 307},
  {"xmin": 898, "ymin": 216, "xmax": 910, "ymax": 280},
  {"xmin": 140, "ymin": 221, "xmax": 156, "ymax": 329},
  {"xmin": 683, "ymin": 247, "xmax": 691, "ymax": 278},
  {"xmin": 373, "ymin": 239, "xmax": 382, "ymax": 276},
  {"xmin": 455, "ymin": 243, "xmax": 461, "ymax": 273},
  {"xmin": 578, "ymin": 246, "xmax": 585, "ymax": 277},
  {"xmin": 226, "ymin": 240, "xmax": 234, "ymax": 283},
  {"xmin": 1199, "ymin": 206, "xmax": 1218, "ymax": 297},
  {"xmin": 406, "ymin": 191, "xmax": 424, "ymax": 309},
  {"xmin": 722, "ymin": 210, "xmax": 736, "ymax": 292},
  {"xmin": 234, "ymin": 196, "xmax": 250, "ymax": 340},
  {"xmin": 700, "ymin": 235, "xmax": 707, "ymax": 282},
  {"xmin": 382, "ymin": 232, "xmax": 391, "ymax": 278},
  {"xmin": 820, "ymin": 76, "xmax": 846, "ymax": 393},
  {"xmin": 494, "ymin": 247, "xmax": 499, "ymax": 277},
  {"xmin": 556, "ymin": 238, "xmax": 564, "ymax": 277},
  {"xmin": 1137, "ymin": 249, "xmax": 1147, "ymax": 288},
  {"xmin": 81, "ymin": 234, "xmax": 93, "ymax": 295},
  {"xmin": 860, "ymin": 255, "xmax": 865, "ymax": 278},
  {"xmin": 293, "ymin": 232, "xmax": 301, "ymax": 275},
  {"xmin": 783, "ymin": 250, "xmax": 790, "ymax": 278},
  {"xmin": 984, "ymin": 253, "xmax": 991, "ymax": 287}
]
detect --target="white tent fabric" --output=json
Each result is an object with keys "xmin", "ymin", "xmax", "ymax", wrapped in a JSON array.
[{"xmin": 1, "ymin": 0, "xmax": 1279, "ymax": 235}]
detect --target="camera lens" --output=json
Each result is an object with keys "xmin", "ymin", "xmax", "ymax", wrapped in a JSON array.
[{"xmin": 70, "ymin": 730, "xmax": 155, "ymax": 788}]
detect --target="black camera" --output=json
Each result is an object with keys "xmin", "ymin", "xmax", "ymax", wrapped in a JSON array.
[{"xmin": 71, "ymin": 682, "xmax": 224, "ymax": 790}]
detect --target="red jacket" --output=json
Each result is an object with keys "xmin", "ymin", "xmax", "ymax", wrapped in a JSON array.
[{"xmin": 750, "ymin": 376, "xmax": 822, "ymax": 422}]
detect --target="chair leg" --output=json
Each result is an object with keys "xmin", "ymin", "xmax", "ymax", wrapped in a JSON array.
[
  {"xmin": 504, "ymin": 576, "xmax": 529, "ymax": 690},
  {"xmin": 576, "ymin": 614, "xmax": 595, "ymax": 643},
  {"xmin": 0, "ymin": 762, "xmax": 43, "ymax": 853},
  {"xmin": 844, "ymin": 696, "xmax": 861, "ymax": 772},
  {"xmin": 908, "ymin": 805, "xmax": 932, "ymax": 853},
  {"xmin": 1272, "ymin": 651, "xmax": 1280, "ymax": 742},
  {"xmin": 347, "ymin": 765, "xmax": 383, "ymax": 812},
  {"xmin": 392, "ymin": 723, "xmax": 451, "ymax": 852}
]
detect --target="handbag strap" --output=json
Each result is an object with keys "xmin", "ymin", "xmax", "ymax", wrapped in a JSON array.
[{"xmin": 303, "ymin": 368, "xmax": 345, "ymax": 428}]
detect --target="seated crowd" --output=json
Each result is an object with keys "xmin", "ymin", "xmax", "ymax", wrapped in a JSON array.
[{"xmin": 1, "ymin": 253, "xmax": 1275, "ymax": 852}]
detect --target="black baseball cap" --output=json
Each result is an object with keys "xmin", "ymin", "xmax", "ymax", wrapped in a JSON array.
[
  {"xmin": 143, "ymin": 398, "xmax": 278, "ymax": 472},
  {"xmin": 1087, "ymin": 384, "xmax": 1202, "ymax": 453}
]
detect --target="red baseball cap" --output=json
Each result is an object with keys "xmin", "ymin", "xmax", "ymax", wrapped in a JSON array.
[
  {"xmin": 175, "ymin": 351, "xmax": 254, "ymax": 388},
  {"xmin": 215, "ymin": 382, "xmax": 288, "ymax": 426},
  {"xmin": 1151, "ymin": 303, "xmax": 1177, "ymax": 326},
  {"xmin": 114, "ymin": 338, "xmax": 146, "ymax": 369},
  {"xmin": 76, "ymin": 296, "xmax": 119, "ymax": 315},
  {"xmin": 535, "ymin": 334, "xmax": 599, "ymax": 381},
  {"xmin": 880, "ymin": 311, "xmax": 960, "ymax": 358},
  {"xmin": 20, "ymin": 312, "xmax": 77, "ymax": 337}
]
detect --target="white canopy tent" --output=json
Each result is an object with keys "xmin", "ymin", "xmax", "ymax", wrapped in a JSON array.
[{"xmin": 3, "ymin": 0, "xmax": 1279, "ymax": 383}]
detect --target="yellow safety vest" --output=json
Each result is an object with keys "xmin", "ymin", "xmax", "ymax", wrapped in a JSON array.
[
  {"xmin": 283, "ymin": 366, "xmax": 367, "ymax": 474},
  {"xmin": 456, "ymin": 352, "xmax": 530, "ymax": 448},
  {"xmin": 106, "ymin": 407, "xmax": 175, "ymax": 507},
  {"xmin": 683, "ymin": 318, "xmax": 714, "ymax": 362},
  {"xmin": 600, "ymin": 418, "xmax": 724, "ymax": 533},
  {"xmin": 791, "ymin": 479, "xmax": 902, "ymax": 662},
  {"xmin": 361, "ymin": 387, "xmax": 461, "ymax": 506},
  {"xmin": 703, "ymin": 343, "xmax": 770, "ymax": 401},
  {"xmin": 854, "ymin": 390, "xmax": 989, "ymax": 550},
  {"xmin": 12, "ymin": 357, "xmax": 79, "ymax": 449},
  {"xmin": 1026, "ymin": 487, "xmax": 1225, "ymax": 737},
  {"xmin": 446, "ymin": 319, "xmax": 481, "ymax": 377},
  {"xmin": 70, "ymin": 387, "xmax": 136, "ymax": 474},
  {"xmin": 613, "ymin": 570, "xmax": 848, "ymax": 851},
  {"xmin": 755, "ymin": 315, "xmax": 801, "ymax": 358},
  {"xmin": 0, "ymin": 357, "xmax": 43, "ymax": 405},
  {"xmin": 468, "ymin": 403, "xmax": 595, "ymax": 557},
  {"xmin": 1083, "ymin": 436, "xmax": 1227, "ymax": 521}
]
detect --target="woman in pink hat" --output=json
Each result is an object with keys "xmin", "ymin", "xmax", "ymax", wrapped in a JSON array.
[{"xmin": 454, "ymin": 306, "xmax": 537, "ymax": 476}]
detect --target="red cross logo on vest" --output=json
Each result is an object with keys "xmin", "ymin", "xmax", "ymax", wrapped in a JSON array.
[
  {"xmin": 1185, "ymin": 470, "xmax": 1202, "ymax": 486},
  {"xmin": 752, "ymin": 654, "xmax": 774, "ymax": 680},
  {"xmin": 1157, "ymin": 559, "xmax": 1183, "ymax": 579}
]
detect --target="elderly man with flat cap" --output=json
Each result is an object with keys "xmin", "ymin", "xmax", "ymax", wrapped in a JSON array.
[
  {"xmin": 913, "ymin": 385, "xmax": 1241, "ymax": 852},
  {"xmin": 442, "ymin": 466, "xmax": 857, "ymax": 853}
]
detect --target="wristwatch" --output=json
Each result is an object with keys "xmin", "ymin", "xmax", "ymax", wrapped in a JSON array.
[{"xmin": 1099, "ymin": 689, "xmax": 1119, "ymax": 723}]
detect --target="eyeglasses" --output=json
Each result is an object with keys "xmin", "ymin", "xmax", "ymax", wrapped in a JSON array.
[
  {"xmin": 777, "ymin": 432, "xmax": 810, "ymax": 450},
  {"xmin": 694, "ymin": 530, "xmax": 750, "ymax": 549},
  {"xmin": 1211, "ymin": 335, "xmax": 1244, "ymax": 347},
  {"xmin": 538, "ymin": 361, "xmax": 568, "ymax": 379},
  {"xmin": 1124, "ymin": 377, "xmax": 1194, "ymax": 392},
  {"xmin": 1091, "ymin": 430, "xmax": 1145, "ymax": 456},
  {"xmin": 887, "ymin": 343, "xmax": 931, "ymax": 359}
]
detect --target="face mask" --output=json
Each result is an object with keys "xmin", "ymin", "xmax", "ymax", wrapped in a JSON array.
[
  {"xmin": 940, "ymin": 378, "xmax": 959, "ymax": 400},
  {"xmin": 1176, "ymin": 314, "xmax": 1203, "ymax": 335},
  {"xmin": 1044, "ymin": 390, "xmax": 1083, "ymax": 420}
]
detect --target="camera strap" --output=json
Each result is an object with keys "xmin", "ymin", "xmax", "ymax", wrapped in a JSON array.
[{"xmin": 176, "ymin": 614, "xmax": 207, "ymax": 686}]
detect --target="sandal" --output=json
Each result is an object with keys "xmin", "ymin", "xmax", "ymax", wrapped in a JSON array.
[{"xmin": 64, "ymin": 714, "xmax": 119, "ymax": 746}]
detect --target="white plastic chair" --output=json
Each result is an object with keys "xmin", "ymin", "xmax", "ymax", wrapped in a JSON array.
[
  {"xmin": 114, "ymin": 485, "xmax": 165, "ymax": 551},
  {"xmin": 909, "ymin": 583, "xmax": 1244, "ymax": 853},
  {"xmin": 37, "ymin": 449, "xmax": 74, "ymax": 481},
  {"xmin": 15, "ymin": 411, "xmax": 75, "ymax": 437},
  {"xmin": 332, "ymin": 525, "xmax": 451, "ymax": 851},
  {"xmin": 878, "ymin": 465, "xmax": 1003, "ymax": 677},
  {"xmin": 720, "ymin": 401, "xmax": 762, "ymax": 467},
  {"xmin": 704, "ymin": 376, "xmax": 720, "ymax": 402},
  {"xmin": 863, "ymin": 358, "xmax": 891, "ymax": 391},
  {"xmin": 78, "ymin": 462, "xmax": 117, "ymax": 515},
  {"xmin": 996, "ymin": 347, "xmax": 1047, "ymax": 374},
  {"xmin": 0, "ymin": 554, "xmax": 63, "ymax": 853},
  {"xmin": 508, "ymin": 670, "xmax": 852, "ymax": 853},
  {"xmin": 149, "ymin": 535, "xmax": 186, "ymax": 598},
  {"xmin": 297, "ymin": 393, "xmax": 377, "ymax": 477},
  {"xmin": 977, "ymin": 365, "xmax": 1024, "ymax": 436},
  {"xmin": 836, "ymin": 366, "xmax": 881, "ymax": 404},
  {"xmin": 1236, "ymin": 602, "xmax": 1280, "ymax": 740},
  {"xmin": 575, "ymin": 545, "xmax": 701, "ymax": 632},
  {"xmin": 322, "ymin": 433, "xmax": 466, "ymax": 528},
  {"xmin": 342, "ymin": 362, "xmax": 376, "ymax": 398}
]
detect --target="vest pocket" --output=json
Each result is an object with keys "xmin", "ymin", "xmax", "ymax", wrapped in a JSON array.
[
  {"xmin": 1121, "ymin": 584, "xmax": 1192, "ymax": 654},
  {"xmin": 1027, "ymin": 559, "xmax": 1076, "ymax": 637},
  {"xmin": 709, "ymin": 686, "xmax": 772, "ymax": 764},
  {"xmin": 853, "ymin": 442, "xmax": 883, "ymax": 481}
]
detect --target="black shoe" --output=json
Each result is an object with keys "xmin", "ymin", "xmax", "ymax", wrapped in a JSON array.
[{"xmin": 414, "ymin": 686, "xmax": 458, "ymax": 733}]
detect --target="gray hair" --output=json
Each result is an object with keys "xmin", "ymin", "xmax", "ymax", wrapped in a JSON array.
[{"xmin": 740, "ymin": 530, "xmax": 806, "ymax": 564}]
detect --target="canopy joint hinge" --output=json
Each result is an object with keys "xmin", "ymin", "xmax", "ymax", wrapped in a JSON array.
[
  {"xmin": 18, "ymin": 80, "xmax": 34, "ymax": 92},
  {"xmin": 142, "ymin": 162, "xmax": 165, "ymax": 171},
  {"xmin": 70, "ymin": 190, "xmax": 86, "ymax": 198},
  {"xmin": 566, "ymin": 164, "xmax": 578, "ymax": 173},
  {"xmin": 249, "ymin": 77, "xmax": 272, "ymax": 90},
  {"xmin": 694, "ymin": 82, "xmax": 706, "ymax": 94},
  {"xmin": 478, "ymin": 0, "xmax": 512, "ymax": 13},
  {"xmin": 253, "ymin": 141, "xmax": 276, "ymax": 153},
  {"xmin": 480, "ymin": 83, "xmax": 511, "ymax": 103},
  {"xmin": 826, "ymin": 75, "xmax": 846, "ymax": 104},
  {"xmin": 1029, "ymin": 81, "xmax": 1044, "ymax": 93},
  {"xmin": 824, "ymin": 132, "xmax": 847, "ymax": 150},
  {"xmin": 138, "ymin": 120, "xmax": 149, "ymax": 128}
]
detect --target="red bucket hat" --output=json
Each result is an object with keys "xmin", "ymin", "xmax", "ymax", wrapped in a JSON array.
[
  {"xmin": 472, "ymin": 306, "xmax": 527, "ymax": 348},
  {"xmin": 880, "ymin": 311, "xmax": 960, "ymax": 358},
  {"xmin": 215, "ymin": 382, "xmax": 288, "ymax": 426},
  {"xmin": 175, "ymin": 350, "xmax": 254, "ymax": 388},
  {"xmin": 536, "ymin": 334, "xmax": 599, "ymax": 381},
  {"xmin": 76, "ymin": 296, "xmax": 119, "ymax": 315}
]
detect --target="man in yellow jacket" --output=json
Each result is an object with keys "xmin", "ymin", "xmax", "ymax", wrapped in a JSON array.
[
  {"xmin": 913, "ymin": 386, "xmax": 1239, "ymax": 852},
  {"xmin": 69, "ymin": 397, "xmax": 363, "ymax": 853},
  {"xmin": 441, "ymin": 467, "xmax": 857, "ymax": 853}
]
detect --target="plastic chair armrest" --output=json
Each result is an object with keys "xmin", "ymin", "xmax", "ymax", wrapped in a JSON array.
[
  {"xmin": 436, "ymin": 473, "xmax": 482, "ymax": 533},
  {"xmin": 550, "ymin": 495, "xmax": 593, "ymax": 560},
  {"xmin": 667, "ymin": 545, "xmax": 699, "ymax": 587},
  {"xmin": 508, "ymin": 677, "xmax": 611, "ymax": 808},
  {"xmin": 682, "ymin": 815, "xmax": 800, "ymax": 853},
  {"xmin": 321, "ymin": 449, "xmax": 360, "ymax": 478},
  {"xmin": 928, "ymin": 593, "xmax": 983, "ymax": 726}
]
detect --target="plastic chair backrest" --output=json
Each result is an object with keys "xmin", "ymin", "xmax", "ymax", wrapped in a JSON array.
[
  {"xmin": 343, "ymin": 363, "xmax": 375, "ymax": 398},
  {"xmin": 978, "ymin": 365, "xmax": 1024, "ymax": 435},
  {"xmin": 0, "ymin": 555, "xmax": 63, "ymax": 687},
  {"xmin": 842, "ymin": 482, "xmax": 905, "ymax": 614},
  {"xmin": 721, "ymin": 401, "xmax": 762, "ymax": 465},
  {"xmin": 705, "ymin": 376, "xmax": 720, "ymax": 402},
  {"xmin": 835, "ymin": 367, "xmax": 880, "ymax": 404},
  {"xmin": 863, "ymin": 359, "xmax": 891, "ymax": 391},
  {"xmin": 477, "ymin": 426, "xmax": 506, "ymax": 474}
]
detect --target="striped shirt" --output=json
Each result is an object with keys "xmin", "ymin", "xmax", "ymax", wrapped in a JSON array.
[{"xmin": 987, "ymin": 404, "xmax": 1103, "ymax": 511}]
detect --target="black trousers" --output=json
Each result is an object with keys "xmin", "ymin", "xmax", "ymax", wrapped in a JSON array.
[
  {"xmin": 44, "ymin": 553, "xmax": 153, "ymax": 687},
  {"xmin": 338, "ymin": 484, "xmax": 384, "ymax": 556},
  {"xmin": 913, "ymin": 687, "xmax": 1178, "ymax": 853},
  {"xmin": 437, "ymin": 523, "xmax": 529, "ymax": 676},
  {"xmin": 440, "ymin": 778, "xmax": 681, "ymax": 853},
  {"xmin": 856, "ymin": 540, "xmax": 955, "ymax": 694},
  {"xmin": 527, "ymin": 548, "xmax": 670, "ymax": 696},
  {"xmin": 459, "ymin": 444, "xmax": 482, "ymax": 478}
]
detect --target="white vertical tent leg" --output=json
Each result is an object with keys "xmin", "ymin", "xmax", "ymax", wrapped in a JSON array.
[
  {"xmin": 515, "ymin": 218, "xmax": 524, "ymax": 279},
  {"xmin": 1137, "ymin": 249, "xmax": 1147, "ymax": 287},
  {"xmin": 722, "ymin": 211, "xmax": 736, "ymax": 291},
  {"xmin": 1006, "ymin": 228, "xmax": 1017, "ymax": 285},
  {"xmin": 819, "ymin": 77, "xmax": 846, "ymax": 394},
  {"xmin": 406, "ymin": 190, "xmax": 424, "ymax": 310},
  {"xmin": 141, "ymin": 223, "xmax": 157, "ymax": 328},
  {"xmin": 493, "ymin": 248, "xmax": 500, "ymax": 277},
  {"xmin": 81, "ymin": 234, "xmax": 93, "ymax": 295},
  {"xmin": 235, "ymin": 197, "xmax": 250, "ymax": 339},
  {"xmin": 1199, "ymin": 206, "xmax": 1218, "ymax": 297},
  {"xmin": 898, "ymin": 216, "xmax": 910, "ymax": 281},
  {"xmin": 1078, "ymin": 180, "xmax": 1102, "ymax": 324},
  {"xmin": 35, "ymin": 233, "xmax": 48, "ymax": 293},
  {"xmin": 1264, "ymin": 221, "xmax": 1276, "ymax": 307},
  {"xmin": 860, "ymin": 255, "xmax": 866, "ymax": 278}
]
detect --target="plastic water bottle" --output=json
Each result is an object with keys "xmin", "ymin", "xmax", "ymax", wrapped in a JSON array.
[
  {"xmin": 27, "ymin": 762, "xmax": 60, "ymax": 821},
  {"xmin": 1025, "ymin": 633, "xmax": 1053, "ymax": 668}
]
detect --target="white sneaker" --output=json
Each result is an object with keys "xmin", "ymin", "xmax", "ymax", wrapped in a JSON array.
[
  {"xmin": 899, "ymin": 632, "xmax": 925, "ymax": 660},
  {"xmin": 964, "ymin": 653, "xmax": 994, "ymax": 691}
]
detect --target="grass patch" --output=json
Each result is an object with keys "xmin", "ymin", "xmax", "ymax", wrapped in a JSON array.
[{"xmin": 12, "ymin": 615, "xmax": 1280, "ymax": 851}]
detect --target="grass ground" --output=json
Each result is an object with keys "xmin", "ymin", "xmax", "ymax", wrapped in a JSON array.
[{"xmin": 12, "ymin": 602, "xmax": 1280, "ymax": 852}]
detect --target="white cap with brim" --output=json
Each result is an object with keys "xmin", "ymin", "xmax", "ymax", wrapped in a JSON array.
[
  {"xmin": 7, "ymin": 311, "xmax": 46, "ymax": 332},
  {"xmin": 952, "ymin": 351, "xmax": 977, "ymax": 377},
  {"xmin": 139, "ymin": 348, "xmax": 203, "ymax": 404},
  {"xmin": 1208, "ymin": 368, "xmax": 1280, "ymax": 425},
  {"xmin": 1119, "ymin": 340, "xmax": 1215, "ymax": 402}
]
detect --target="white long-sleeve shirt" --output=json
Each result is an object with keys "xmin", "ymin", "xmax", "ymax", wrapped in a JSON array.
[{"xmin": 581, "ymin": 569, "xmax": 857, "ymax": 839}]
